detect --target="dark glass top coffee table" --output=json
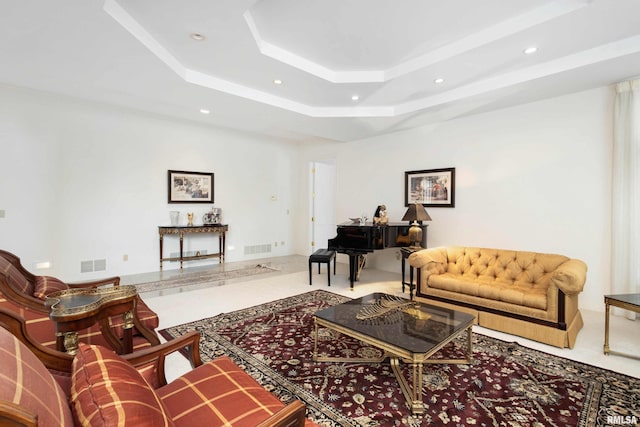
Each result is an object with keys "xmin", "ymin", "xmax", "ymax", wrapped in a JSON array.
[
  {"xmin": 604, "ymin": 293, "xmax": 640, "ymax": 359},
  {"xmin": 313, "ymin": 293, "xmax": 475, "ymax": 414}
]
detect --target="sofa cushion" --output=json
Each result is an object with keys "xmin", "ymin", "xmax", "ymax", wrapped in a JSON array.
[
  {"xmin": 33, "ymin": 275, "xmax": 68, "ymax": 300},
  {"xmin": 0, "ymin": 256, "xmax": 33, "ymax": 295},
  {"xmin": 429, "ymin": 274, "xmax": 549, "ymax": 310},
  {"xmin": 70, "ymin": 343, "xmax": 174, "ymax": 427},
  {"xmin": 157, "ymin": 356, "xmax": 286, "ymax": 427},
  {"xmin": 0, "ymin": 327, "xmax": 73, "ymax": 426}
]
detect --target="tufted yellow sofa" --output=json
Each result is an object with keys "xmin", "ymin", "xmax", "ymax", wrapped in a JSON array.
[{"xmin": 408, "ymin": 246, "xmax": 587, "ymax": 348}]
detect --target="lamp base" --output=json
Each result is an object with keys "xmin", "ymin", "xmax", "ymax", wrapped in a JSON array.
[{"xmin": 408, "ymin": 221, "xmax": 423, "ymax": 249}]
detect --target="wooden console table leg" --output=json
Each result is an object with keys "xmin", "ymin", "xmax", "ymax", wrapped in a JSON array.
[
  {"xmin": 221, "ymin": 231, "xmax": 226, "ymax": 262},
  {"xmin": 159, "ymin": 234, "xmax": 164, "ymax": 270},
  {"xmin": 179, "ymin": 232, "xmax": 184, "ymax": 270}
]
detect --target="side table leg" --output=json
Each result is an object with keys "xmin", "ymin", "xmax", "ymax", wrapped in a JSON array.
[
  {"xmin": 122, "ymin": 310, "xmax": 134, "ymax": 354},
  {"xmin": 63, "ymin": 332, "xmax": 79, "ymax": 356},
  {"xmin": 401, "ymin": 255, "xmax": 406, "ymax": 293},
  {"xmin": 604, "ymin": 301, "xmax": 611, "ymax": 355},
  {"xmin": 409, "ymin": 266, "xmax": 414, "ymax": 300}
]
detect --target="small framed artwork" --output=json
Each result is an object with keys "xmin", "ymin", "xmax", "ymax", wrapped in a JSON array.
[
  {"xmin": 405, "ymin": 168, "xmax": 455, "ymax": 207},
  {"xmin": 168, "ymin": 170, "xmax": 214, "ymax": 203}
]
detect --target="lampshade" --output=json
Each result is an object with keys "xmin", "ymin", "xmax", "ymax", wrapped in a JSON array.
[{"xmin": 401, "ymin": 203, "xmax": 432, "ymax": 223}]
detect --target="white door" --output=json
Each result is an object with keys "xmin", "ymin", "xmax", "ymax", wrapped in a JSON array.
[{"xmin": 310, "ymin": 161, "xmax": 336, "ymax": 253}]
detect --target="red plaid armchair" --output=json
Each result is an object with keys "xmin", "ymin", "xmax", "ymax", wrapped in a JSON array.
[
  {"xmin": 0, "ymin": 249, "xmax": 160, "ymax": 353},
  {"xmin": 0, "ymin": 309, "xmax": 315, "ymax": 427}
]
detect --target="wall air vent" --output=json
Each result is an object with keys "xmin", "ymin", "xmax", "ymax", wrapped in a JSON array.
[
  {"xmin": 80, "ymin": 260, "xmax": 94, "ymax": 273},
  {"xmin": 244, "ymin": 244, "xmax": 272, "ymax": 255}
]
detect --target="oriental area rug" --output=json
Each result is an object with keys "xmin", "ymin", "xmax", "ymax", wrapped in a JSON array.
[{"xmin": 159, "ymin": 290, "xmax": 639, "ymax": 427}]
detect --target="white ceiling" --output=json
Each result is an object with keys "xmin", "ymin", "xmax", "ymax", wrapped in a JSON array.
[{"xmin": 2, "ymin": 0, "xmax": 640, "ymax": 143}]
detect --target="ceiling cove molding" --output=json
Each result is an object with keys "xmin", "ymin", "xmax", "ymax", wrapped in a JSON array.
[
  {"xmin": 394, "ymin": 34, "xmax": 640, "ymax": 115},
  {"xmin": 244, "ymin": 0, "xmax": 591, "ymax": 83},
  {"xmin": 103, "ymin": 0, "xmax": 639, "ymax": 119}
]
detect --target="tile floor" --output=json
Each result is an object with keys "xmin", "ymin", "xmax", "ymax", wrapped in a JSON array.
[{"xmin": 125, "ymin": 255, "xmax": 640, "ymax": 382}]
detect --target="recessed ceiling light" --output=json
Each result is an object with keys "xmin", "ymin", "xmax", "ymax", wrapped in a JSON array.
[
  {"xmin": 273, "ymin": 79, "xmax": 283, "ymax": 85},
  {"xmin": 199, "ymin": 108, "xmax": 210, "ymax": 114},
  {"xmin": 351, "ymin": 95, "xmax": 359, "ymax": 101},
  {"xmin": 190, "ymin": 33, "xmax": 205, "ymax": 41},
  {"xmin": 434, "ymin": 78, "xmax": 445, "ymax": 84},
  {"xmin": 523, "ymin": 46, "xmax": 538, "ymax": 55}
]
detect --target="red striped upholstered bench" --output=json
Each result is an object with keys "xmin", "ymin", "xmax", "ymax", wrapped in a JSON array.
[
  {"xmin": 0, "ymin": 323, "xmax": 316, "ymax": 427},
  {"xmin": 0, "ymin": 249, "xmax": 160, "ymax": 353}
]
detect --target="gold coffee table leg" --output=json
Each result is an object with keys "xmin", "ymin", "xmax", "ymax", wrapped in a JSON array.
[{"xmin": 390, "ymin": 358, "xmax": 424, "ymax": 415}]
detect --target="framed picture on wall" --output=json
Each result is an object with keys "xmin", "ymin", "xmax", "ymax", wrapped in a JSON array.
[
  {"xmin": 405, "ymin": 168, "xmax": 455, "ymax": 207},
  {"xmin": 167, "ymin": 170, "xmax": 214, "ymax": 203}
]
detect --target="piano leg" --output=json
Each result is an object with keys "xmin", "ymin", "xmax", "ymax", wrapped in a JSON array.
[{"xmin": 346, "ymin": 252, "xmax": 366, "ymax": 290}]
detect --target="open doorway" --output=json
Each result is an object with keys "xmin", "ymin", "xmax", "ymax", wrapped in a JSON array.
[{"xmin": 309, "ymin": 160, "xmax": 336, "ymax": 254}]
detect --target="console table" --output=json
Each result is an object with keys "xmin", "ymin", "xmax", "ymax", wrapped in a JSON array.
[{"xmin": 159, "ymin": 224, "xmax": 228, "ymax": 270}]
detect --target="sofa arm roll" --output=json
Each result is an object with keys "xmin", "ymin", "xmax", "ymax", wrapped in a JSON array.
[
  {"xmin": 408, "ymin": 247, "xmax": 448, "ymax": 270},
  {"xmin": 551, "ymin": 259, "xmax": 587, "ymax": 295}
]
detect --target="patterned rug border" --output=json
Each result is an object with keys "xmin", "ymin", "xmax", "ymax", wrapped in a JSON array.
[
  {"xmin": 134, "ymin": 264, "xmax": 277, "ymax": 293},
  {"xmin": 160, "ymin": 290, "xmax": 640, "ymax": 426}
]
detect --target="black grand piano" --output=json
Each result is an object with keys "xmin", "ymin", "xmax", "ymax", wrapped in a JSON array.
[{"xmin": 328, "ymin": 222, "xmax": 428, "ymax": 289}]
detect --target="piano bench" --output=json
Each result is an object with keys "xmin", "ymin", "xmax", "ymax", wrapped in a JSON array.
[{"xmin": 309, "ymin": 249, "xmax": 336, "ymax": 286}]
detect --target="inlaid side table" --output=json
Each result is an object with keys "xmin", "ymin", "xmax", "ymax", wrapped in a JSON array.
[
  {"xmin": 46, "ymin": 286, "xmax": 143, "ymax": 355},
  {"xmin": 603, "ymin": 293, "xmax": 640, "ymax": 360}
]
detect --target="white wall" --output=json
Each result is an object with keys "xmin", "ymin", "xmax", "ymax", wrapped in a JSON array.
[
  {"xmin": 1, "ymin": 84, "xmax": 615, "ymax": 312},
  {"xmin": 300, "ymin": 87, "xmax": 614, "ymax": 312},
  {"xmin": 0, "ymin": 85, "xmax": 299, "ymax": 280}
]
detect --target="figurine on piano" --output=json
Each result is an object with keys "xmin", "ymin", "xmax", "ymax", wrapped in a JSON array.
[{"xmin": 373, "ymin": 205, "xmax": 389, "ymax": 225}]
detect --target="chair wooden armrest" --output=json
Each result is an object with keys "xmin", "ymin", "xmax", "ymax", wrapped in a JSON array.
[
  {"xmin": 67, "ymin": 276, "xmax": 121, "ymax": 289},
  {"xmin": 0, "ymin": 401, "xmax": 37, "ymax": 427},
  {"xmin": 0, "ymin": 308, "xmax": 74, "ymax": 372},
  {"xmin": 0, "ymin": 278, "xmax": 49, "ymax": 312},
  {"xmin": 256, "ymin": 400, "xmax": 307, "ymax": 427},
  {"xmin": 122, "ymin": 331, "xmax": 202, "ymax": 387}
]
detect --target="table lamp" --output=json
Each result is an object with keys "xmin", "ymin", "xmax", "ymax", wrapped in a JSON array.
[{"xmin": 401, "ymin": 202, "xmax": 431, "ymax": 249}]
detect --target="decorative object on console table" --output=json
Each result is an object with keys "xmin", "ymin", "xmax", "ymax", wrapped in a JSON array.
[
  {"xmin": 167, "ymin": 170, "xmax": 214, "ymax": 203},
  {"xmin": 401, "ymin": 202, "xmax": 431, "ymax": 249},
  {"xmin": 169, "ymin": 211, "xmax": 180, "ymax": 226},
  {"xmin": 158, "ymin": 224, "xmax": 228, "ymax": 270},
  {"xmin": 405, "ymin": 167, "xmax": 455, "ymax": 207},
  {"xmin": 203, "ymin": 207, "xmax": 222, "ymax": 224}
]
